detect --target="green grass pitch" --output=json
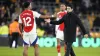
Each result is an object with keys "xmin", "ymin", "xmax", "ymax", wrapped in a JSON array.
[{"xmin": 0, "ymin": 47, "xmax": 100, "ymax": 56}]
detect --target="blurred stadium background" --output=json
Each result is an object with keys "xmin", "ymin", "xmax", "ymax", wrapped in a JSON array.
[{"xmin": 0, "ymin": 0, "xmax": 100, "ymax": 56}]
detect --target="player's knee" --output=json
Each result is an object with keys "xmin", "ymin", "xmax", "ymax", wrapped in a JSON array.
[
  {"xmin": 24, "ymin": 46, "xmax": 28, "ymax": 52},
  {"xmin": 57, "ymin": 42, "xmax": 61, "ymax": 45},
  {"xmin": 57, "ymin": 41, "xmax": 60, "ymax": 45},
  {"xmin": 24, "ymin": 47, "xmax": 28, "ymax": 50},
  {"xmin": 24, "ymin": 48, "xmax": 28, "ymax": 52},
  {"xmin": 57, "ymin": 39, "xmax": 60, "ymax": 43},
  {"xmin": 34, "ymin": 44, "xmax": 38, "ymax": 48}
]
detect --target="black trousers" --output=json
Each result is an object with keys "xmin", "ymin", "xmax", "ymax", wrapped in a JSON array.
[
  {"xmin": 65, "ymin": 42, "xmax": 76, "ymax": 56},
  {"xmin": 10, "ymin": 32, "xmax": 19, "ymax": 48}
]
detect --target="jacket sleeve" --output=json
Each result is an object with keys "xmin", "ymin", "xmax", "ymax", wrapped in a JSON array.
[
  {"xmin": 50, "ymin": 14, "xmax": 66, "ymax": 25},
  {"xmin": 76, "ymin": 15, "xmax": 87, "ymax": 35}
]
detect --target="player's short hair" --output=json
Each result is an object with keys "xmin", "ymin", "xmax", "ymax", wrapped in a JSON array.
[
  {"xmin": 60, "ymin": 3, "xmax": 67, "ymax": 6},
  {"xmin": 23, "ymin": 2, "xmax": 30, "ymax": 8}
]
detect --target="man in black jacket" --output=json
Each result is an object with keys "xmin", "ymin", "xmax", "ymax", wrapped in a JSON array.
[{"xmin": 45, "ymin": 4, "xmax": 88, "ymax": 56}]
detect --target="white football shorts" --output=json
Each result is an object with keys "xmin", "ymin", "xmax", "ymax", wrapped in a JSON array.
[
  {"xmin": 56, "ymin": 30, "xmax": 64, "ymax": 40},
  {"xmin": 23, "ymin": 34, "xmax": 38, "ymax": 46}
]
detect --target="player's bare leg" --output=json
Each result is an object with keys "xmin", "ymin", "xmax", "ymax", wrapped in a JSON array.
[
  {"xmin": 23, "ymin": 45, "xmax": 28, "ymax": 56},
  {"xmin": 57, "ymin": 38, "xmax": 61, "ymax": 56},
  {"xmin": 34, "ymin": 44, "xmax": 39, "ymax": 56}
]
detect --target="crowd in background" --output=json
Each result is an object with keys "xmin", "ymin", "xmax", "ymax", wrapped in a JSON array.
[{"xmin": 0, "ymin": 0, "xmax": 100, "ymax": 37}]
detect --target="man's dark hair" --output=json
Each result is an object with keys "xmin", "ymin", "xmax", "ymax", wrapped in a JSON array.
[
  {"xmin": 67, "ymin": 4, "xmax": 73, "ymax": 9},
  {"xmin": 23, "ymin": 2, "xmax": 30, "ymax": 8}
]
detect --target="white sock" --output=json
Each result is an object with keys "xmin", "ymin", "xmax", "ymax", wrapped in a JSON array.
[{"xmin": 58, "ymin": 53, "xmax": 61, "ymax": 56}]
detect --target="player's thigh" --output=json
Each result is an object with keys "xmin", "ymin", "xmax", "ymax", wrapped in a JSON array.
[
  {"xmin": 23, "ymin": 35, "xmax": 30, "ymax": 45},
  {"xmin": 57, "ymin": 38, "xmax": 61, "ymax": 44},
  {"xmin": 34, "ymin": 44, "xmax": 39, "ymax": 48},
  {"xmin": 33, "ymin": 44, "xmax": 39, "ymax": 54},
  {"xmin": 29, "ymin": 35, "xmax": 39, "ymax": 46}
]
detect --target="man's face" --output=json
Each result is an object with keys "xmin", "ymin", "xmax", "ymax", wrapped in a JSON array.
[
  {"xmin": 67, "ymin": 6, "xmax": 73, "ymax": 12},
  {"xmin": 60, "ymin": 4, "xmax": 66, "ymax": 11}
]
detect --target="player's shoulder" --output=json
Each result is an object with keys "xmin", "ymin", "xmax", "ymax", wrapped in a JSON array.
[
  {"xmin": 32, "ymin": 11, "xmax": 38, "ymax": 13},
  {"xmin": 26, "ymin": 10, "xmax": 34, "ymax": 14},
  {"xmin": 23, "ymin": 10, "xmax": 33, "ymax": 13},
  {"xmin": 20, "ymin": 10, "xmax": 33, "ymax": 15},
  {"xmin": 57, "ymin": 10, "xmax": 67, "ymax": 14},
  {"xmin": 32, "ymin": 11, "xmax": 40, "ymax": 16}
]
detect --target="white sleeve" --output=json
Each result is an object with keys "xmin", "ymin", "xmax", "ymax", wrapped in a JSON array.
[
  {"xmin": 55, "ymin": 25, "xmax": 59, "ymax": 32},
  {"xmin": 33, "ymin": 11, "xmax": 41, "ymax": 18},
  {"xmin": 55, "ymin": 13, "xmax": 60, "ymax": 32},
  {"xmin": 18, "ymin": 16, "xmax": 22, "ymax": 23},
  {"xmin": 56, "ymin": 13, "xmax": 60, "ymax": 21},
  {"xmin": 56, "ymin": 17, "xmax": 60, "ymax": 21},
  {"xmin": 55, "ymin": 17, "xmax": 59, "ymax": 32}
]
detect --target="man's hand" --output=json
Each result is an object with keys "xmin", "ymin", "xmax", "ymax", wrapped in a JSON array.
[
  {"xmin": 84, "ymin": 34, "xmax": 88, "ymax": 38},
  {"xmin": 45, "ymin": 19, "xmax": 51, "ymax": 23}
]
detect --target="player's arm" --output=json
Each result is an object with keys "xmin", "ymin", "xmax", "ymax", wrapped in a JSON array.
[
  {"xmin": 33, "ymin": 11, "xmax": 55, "ymax": 19},
  {"xmin": 55, "ymin": 17, "xmax": 60, "ymax": 31},
  {"xmin": 19, "ymin": 23, "xmax": 23, "ymax": 33},
  {"xmin": 40, "ymin": 15, "xmax": 56, "ymax": 20},
  {"xmin": 19, "ymin": 23, "xmax": 23, "ymax": 38},
  {"xmin": 39, "ymin": 15, "xmax": 51, "ymax": 19},
  {"xmin": 45, "ymin": 14, "xmax": 66, "ymax": 25},
  {"xmin": 18, "ymin": 16, "xmax": 23, "ymax": 37}
]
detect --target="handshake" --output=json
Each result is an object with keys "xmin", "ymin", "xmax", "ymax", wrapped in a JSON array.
[
  {"xmin": 45, "ymin": 19, "xmax": 51, "ymax": 23},
  {"xmin": 44, "ymin": 15, "xmax": 55, "ymax": 23},
  {"xmin": 44, "ymin": 15, "xmax": 89, "ymax": 38}
]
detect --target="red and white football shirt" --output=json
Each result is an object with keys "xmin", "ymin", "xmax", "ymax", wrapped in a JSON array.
[
  {"xmin": 19, "ymin": 10, "xmax": 41, "ymax": 34},
  {"xmin": 56, "ymin": 10, "xmax": 67, "ymax": 31}
]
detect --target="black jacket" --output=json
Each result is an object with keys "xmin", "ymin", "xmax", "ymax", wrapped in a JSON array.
[{"xmin": 50, "ymin": 12, "xmax": 87, "ymax": 42}]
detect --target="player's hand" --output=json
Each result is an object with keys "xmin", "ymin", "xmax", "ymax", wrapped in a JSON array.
[
  {"xmin": 20, "ymin": 34, "xmax": 23, "ymax": 39},
  {"xmin": 84, "ymin": 34, "xmax": 88, "ymax": 38},
  {"xmin": 45, "ymin": 19, "xmax": 51, "ymax": 23}
]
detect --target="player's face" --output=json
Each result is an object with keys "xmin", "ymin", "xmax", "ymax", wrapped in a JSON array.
[{"xmin": 60, "ymin": 4, "xmax": 66, "ymax": 11}]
